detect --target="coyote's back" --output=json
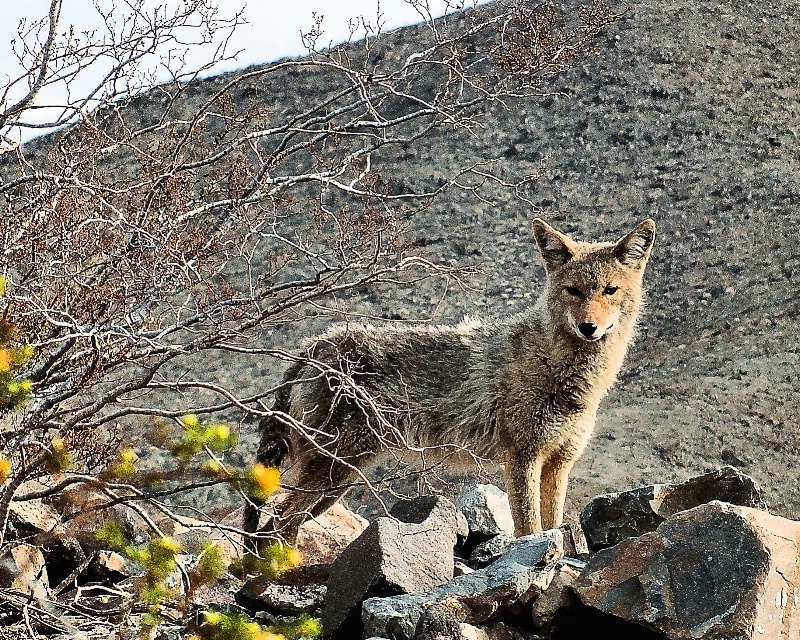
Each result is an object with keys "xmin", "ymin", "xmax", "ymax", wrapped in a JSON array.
[{"xmin": 246, "ymin": 218, "xmax": 655, "ymax": 544}]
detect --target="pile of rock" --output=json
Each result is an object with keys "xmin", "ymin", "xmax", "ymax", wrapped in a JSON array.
[
  {"xmin": 3, "ymin": 466, "xmax": 798, "ymax": 640},
  {"xmin": 242, "ymin": 466, "xmax": 798, "ymax": 640}
]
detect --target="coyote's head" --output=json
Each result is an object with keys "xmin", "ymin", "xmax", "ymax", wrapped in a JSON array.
[{"xmin": 532, "ymin": 218, "xmax": 656, "ymax": 343}]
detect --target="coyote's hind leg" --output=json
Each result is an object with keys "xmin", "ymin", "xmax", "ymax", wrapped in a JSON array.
[{"xmin": 259, "ymin": 450, "xmax": 374, "ymax": 550}]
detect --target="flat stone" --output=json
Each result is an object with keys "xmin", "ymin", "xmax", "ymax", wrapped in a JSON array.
[
  {"xmin": 576, "ymin": 501, "xmax": 800, "ymax": 639},
  {"xmin": 362, "ymin": 530, "xmax": 563, "ymax": 640}
]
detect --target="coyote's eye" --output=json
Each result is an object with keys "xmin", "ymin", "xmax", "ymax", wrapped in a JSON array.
[
  {"xmin": 603, "ymin": 285, "xmax": 619, "ymax": 295},
  {"xmin": 564, "ymin": 286, "xmax": 581, "ymax": 297}
]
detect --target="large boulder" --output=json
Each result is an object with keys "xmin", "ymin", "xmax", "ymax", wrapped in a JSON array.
[
  {"xmin": 581, "ymin": 466, "xmax": 767, "ymax": 551},
  {"xmin": 362, "ymin": 530, "xmax": 563, "ymax": 640},
  {"xmin": 321, "ymin": 496, "xmax": 462, "ymax": 637},
  {"xmin": 576, "ymin": 501, "xmax": 800, "ymax": 639}
]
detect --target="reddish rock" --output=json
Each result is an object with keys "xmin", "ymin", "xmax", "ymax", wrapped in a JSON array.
[
  {"xmin": 295, "ymin": 502, "xmax": 368, "ymax": 565},
  {"xmin": 0, "ymin": 544, "xmax": 49, "ymax": 600}
]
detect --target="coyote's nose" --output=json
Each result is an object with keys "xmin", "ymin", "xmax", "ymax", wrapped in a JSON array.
[{"xmin": 578, "ymin": 322, "xmax": 598, "ymax": 339}]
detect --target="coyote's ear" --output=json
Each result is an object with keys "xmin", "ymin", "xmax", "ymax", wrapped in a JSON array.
[
  {"xmin": 533, "ymin": 219, "xmax": 576, "ymax": 270},
  {"xmin": 614, "ymin": 219, "xmax": 656, "ymax": 267}
]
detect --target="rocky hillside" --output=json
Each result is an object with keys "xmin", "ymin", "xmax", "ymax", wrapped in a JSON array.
[{"xmin": 13, "ymin": 0, "xmax": 800, "ymax": 521}]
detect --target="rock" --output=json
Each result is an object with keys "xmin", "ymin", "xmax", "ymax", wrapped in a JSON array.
[
  {"xmin": 391, "ymin": 495, "xmax": 469, "ymax": 542},
  {"xmin": 657, "ymin": 466, "xmax": 766, "ymax": 514},
  {"xmin": 469, "ymin": 533, "xmax": 515, "ymax": 568},
  {"xmin": 454, "ymin": 560, "xmax": 474, "ymax": 577},
  {"xmin": 321, "ymin": 505, "xmax": 459, "ymax": 637},
  {"xmin": 190, "ymin": 576, "xmax": 242, "ymax": 609},
  {"xmin": 59, "ymin": 487, "xmax": 151, "ymax": 547},
  {"xmin": 530, "ymin": 563, "xmax": 581, "ymax": 635},
  {"xmin": 362, "ymin": 530, "xmax": 563, "ymax": 640},
  {"xmin": 456, "ymin": 484, "xmax": 515, "ymax": 538},
  {"xmin": 89, "ymin": 550, "xmax": 134, "ymax": 584},
  {"xmin": 296, "ymin": 502, "xmax": 370, "ymax": 565},
  {"xmin": 165, "ymin": 513, "xmax": 241, "ymax": 567},
  {"xmin": 581, "ymin": 466, "xmax": 767, "ymax": 551},
  {"xmin": 487, "ymin": 622, "xmax": 547, "ymax": 639},
  {"xmin": 414, "ymin": 603, "xmax": 464, "ymax": 639},
  {"xmin": 8, "ymin": 499, "xmax": 60, "ymax": 534},
  {"xmin": 33, "ymin": 532, "xmax": 87, "ymax": 591},
  {"xmin": 242, "ymin": 581, "xmax": 326, "ymax": 615},
  {"xmin": 580, "ymin": 484, "xmax": 669, "ymax": 553},
  {"xmin": 559, "ymin": 522, "xmax": 588, "ymax": 558},
  {"xmin": 236, "ymin": 564, "xmax": 328, "ymax": 615},
  {"xmin": 575, "ymin": 501, "xmax": 800, "ymax": 639},
  {"xmin": 0, "ymin": 544, "xmax": 49, "ymax": 600},
  {"xmin": 458, "ymin": 623, "xmax": 492, "ymax": 640}
]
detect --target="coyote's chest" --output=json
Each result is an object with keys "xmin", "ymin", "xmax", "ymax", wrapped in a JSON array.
[{"xmin": 493, "ymin": 352, "xmax": 611, "ymax": 456}]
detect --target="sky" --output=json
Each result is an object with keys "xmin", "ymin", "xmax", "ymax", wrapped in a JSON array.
[{"xmin": 0, "ymin": 0, "xmax": 488, "ymax": 141}]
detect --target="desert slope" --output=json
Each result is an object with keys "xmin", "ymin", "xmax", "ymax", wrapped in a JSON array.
[{"xmin": 10, "ymin": 0, "xmax": 800, "ymax": 520}]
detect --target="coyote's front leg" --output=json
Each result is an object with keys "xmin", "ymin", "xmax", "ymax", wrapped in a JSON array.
[
  {"xmin": 504, "ymin": 454, "xmax": 543, "ymax": 536},
  {"xmin": 540, "ymin": 452, "xmax": 578, "ymax": 531}
]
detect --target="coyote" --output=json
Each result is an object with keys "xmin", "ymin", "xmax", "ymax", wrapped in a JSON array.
[{"xmin": 245, "ymin": 218, "xmax": 655, "ymax": 542}]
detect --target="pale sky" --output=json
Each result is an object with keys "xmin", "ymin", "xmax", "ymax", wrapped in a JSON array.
[
  {"xmin": 0, "ymin": 0, "xmax": 488, "ymax": 140},
  {"xmin": 0, "ymin": 0, "xmax": 477, "ymax": 73}
]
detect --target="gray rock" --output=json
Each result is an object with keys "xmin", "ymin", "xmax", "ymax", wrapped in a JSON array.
[
  {"xmin": 237, "ymin": 564, "xmax": 327, "ymax": 615},
  {"xmin": 580, "ymin": 484, "xmax": 670, "ymax": 553},
  {"xmin": 321, "ymin": 506, "xmax": 459, "ymax": 637},
  {"xmin": 576, "ymin": 501, "xmax": 800, "ymax": 639},
  {"xmin": 390, "ymin": 494, "xmax": 468, "ymax": 540},
  {"xmin": 414, "ymin": 603, "xmax": 463, "ymax": 640},
  {"xmin": 558, "ymin": 522, "xmax": 588, "ymax": 559},
  {"xmin": 581, "ymin": 466, "xmax": 767, "ymax": 551},
  {"xmin": 247, "ymin": 582, "xmax": 326, "ymax": 615},
  {"xmin": 456, "ymin": 485, "xmax": 515, "ymax": 538},
  {"xmin": 469, "ymin": 533, "xmax": 515, "ymax": 568},
  {"xmin": 362, "ymin": 530, "xmax": 563, "ymax": 640}
]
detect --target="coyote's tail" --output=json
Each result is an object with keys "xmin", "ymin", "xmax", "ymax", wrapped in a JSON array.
[{"xmin": 242, "ymin": 359, "xmax": 304, "ymax": 538}]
